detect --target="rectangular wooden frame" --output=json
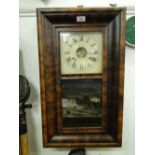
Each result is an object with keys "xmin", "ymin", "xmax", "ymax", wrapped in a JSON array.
[
  {"xmin": 54, "ymin": 26, "xmax": 108, "ymax": 135},
  {"xmin": 37, "ymin": 7, "xmax": 126, "ymax": 147}
]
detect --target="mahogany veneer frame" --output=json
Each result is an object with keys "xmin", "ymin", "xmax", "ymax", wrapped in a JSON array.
[{"xmin": 37, "ymin": 7, "xmax": 126, "ymax": 147}]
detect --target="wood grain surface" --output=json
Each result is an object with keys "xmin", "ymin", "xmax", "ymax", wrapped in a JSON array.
[{"xmin": 37, "ymin": 7, "xmax": 126, "ymax": 147}]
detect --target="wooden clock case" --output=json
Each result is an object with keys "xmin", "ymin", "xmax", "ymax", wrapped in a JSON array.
[{"xmin": 37, "ymin": 7, "xmax": 126, "ymax": 147}]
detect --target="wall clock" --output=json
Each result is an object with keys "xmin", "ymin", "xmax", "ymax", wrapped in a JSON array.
[
  {"xmin": 37, "ymin": 7, "xmax": 126, "ymax": 147},
  {"xmin": 126, "ymin": 16, "xmax": 135, "ymax": 47}
]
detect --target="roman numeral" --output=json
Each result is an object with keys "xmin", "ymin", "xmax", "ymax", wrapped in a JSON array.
[
  {"xmin": 66, "ymin": 40, "xmax": 72, "ymax": 47},
  {"xmin": 72, "ymin": 62, "xmax": 76, "ymax": 68},
  {"xmin": 73, "ymin": 38, "xmax": 77, "ymax": 43},
  {"xmin": 93, "ymin": 50, "xmax": 98, "ymax": 54},
  {"xmin": 80, "ymin": 65, "xmax": 83, "ymax": 70},
  {"xmin": 89, "ymin": 57, "xmax": 97, "ymax": 62},
  {"xmin": 91, "ymin": 43, "xmax": 96, "ymax": 47},
  {"xmin": 79, "ymin": 35, "xmax": 83, "ymax": 41},
  {"xmin": 66, "ymin": 57, "xmax": 71, "ymax": 63},
  {"xmin": 72, "ymin": 59, "xmax": 77, "ymax": 68},
  {"xmin": 64, "ymin": 51, "xmax": 70, "ymax": 55}
]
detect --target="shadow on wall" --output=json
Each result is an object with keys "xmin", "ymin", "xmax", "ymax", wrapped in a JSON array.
[
  {"xmin": 19, "ymin": 50, "xmax": 25, "ymax": 75},
  {"xmin": 19, "ymin": 50, "xmax": 38, "ymax": 104},
  {"xmin": 19, "ymin": 49, "xmax": 40, "ymax": 152}
]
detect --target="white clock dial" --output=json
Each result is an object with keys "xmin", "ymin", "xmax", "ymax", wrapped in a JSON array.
[{"xmin": 60, "ymin": 32, "xmax": 103, "ymax": 74}]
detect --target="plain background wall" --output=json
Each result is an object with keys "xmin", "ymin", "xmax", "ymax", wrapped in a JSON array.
[{"xmin": 19, "ymin": 1, "xmax": 135, "ymax": 155}]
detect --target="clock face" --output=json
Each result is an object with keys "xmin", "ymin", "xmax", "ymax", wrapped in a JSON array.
[{"xmin": 60, "ymin": 32, "xmax": 103, "ymax": 74}]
